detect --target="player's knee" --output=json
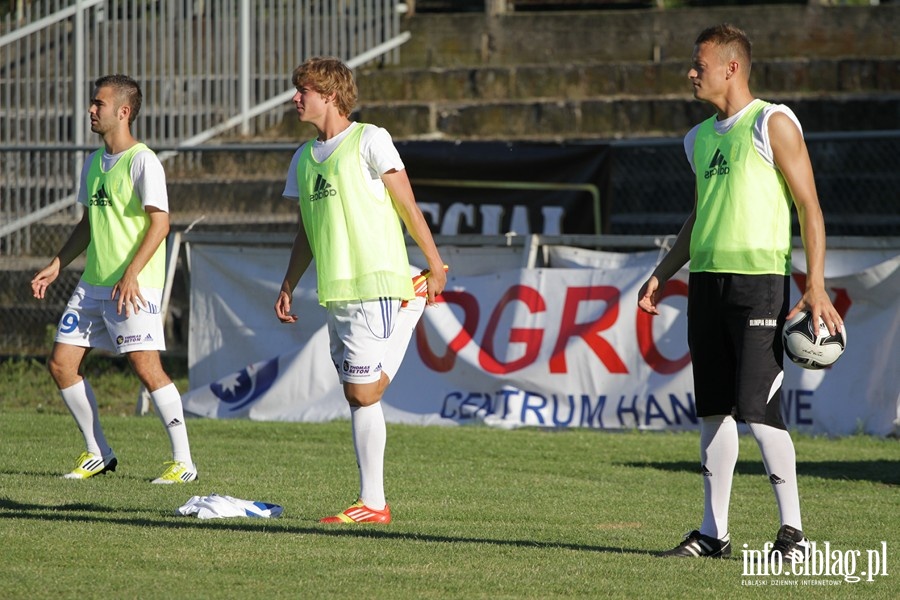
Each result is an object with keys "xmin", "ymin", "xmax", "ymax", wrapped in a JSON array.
[
  {"xmin": 46, "ymin": 355, "xmax": 67, "ymax": 385},
  {"xmin": 344, "ymin": 387, "xmax": 382, "ymax": 407},
  {"xmin": 126, "ymin": 352, "xmax": 168, "ymax": 390},
  {"xmin": 343, "ymin": 376, "xmax": 389, "ymax": 407}
]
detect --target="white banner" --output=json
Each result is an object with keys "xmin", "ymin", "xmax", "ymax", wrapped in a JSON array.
[{"xmin": 183, "ymin": 244, "xmax": 900, "ymax": 436}]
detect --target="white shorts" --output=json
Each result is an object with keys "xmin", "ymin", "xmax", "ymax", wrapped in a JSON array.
[
  {"xmin": 55, "ymin": 282, "xmax": 166, "ymax": 354},
  {"xmin": 327, "ymin": 297, "xmax": 403, "ymax": 384}
]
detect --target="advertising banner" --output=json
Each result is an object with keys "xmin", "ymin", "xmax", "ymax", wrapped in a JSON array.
[
  {"xmin": 183, "ymin": 244, "xmax": 900, "ymax": 436},
  {"xmin": 397, "ymin": 140, "xmax": 609, "ymax": 236}
]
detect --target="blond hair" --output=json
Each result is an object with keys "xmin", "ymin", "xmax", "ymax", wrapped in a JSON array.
[{"xmin": 291, "ymin": 57, "xmax": 358, "ymax": 117}]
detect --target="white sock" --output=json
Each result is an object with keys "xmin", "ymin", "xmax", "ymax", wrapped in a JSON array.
[
  {"xmin": 150, "ymin": 383, "xmax": 193, "ymax": 465},
  {"xmin": 699, "ymin": 415, "xmax": 739, "ymax": 540},
  {"xmin": 351, "ymin": 402, "xmax": 387, "ymax": 510},
  {"xmin": 381, "ymin": 297, "xmax": 426, "ymax": 381},
  {"xmin": 748, "ymin": 422, "xmax": 802, "ymax": 531},
  {"xmin": 60, "ymin": 379, "xmax": 111, "ymax": 457}
]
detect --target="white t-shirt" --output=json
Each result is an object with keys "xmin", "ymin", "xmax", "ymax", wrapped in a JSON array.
[
  {"xmin": 77, "ymin": 146, "xmax": 169, "ymax": 213},
  {"xmin": 282, "ymin": 122, "xmax": 405, "ymax": 200},
  {"xmin": 683, "ymin": 99, "xmax": 804, "ymax": 172}
]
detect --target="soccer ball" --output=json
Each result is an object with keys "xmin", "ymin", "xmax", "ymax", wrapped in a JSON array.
[{"xmin": 782, "ymin": 310, "xmax": 847, "ymax": 370}]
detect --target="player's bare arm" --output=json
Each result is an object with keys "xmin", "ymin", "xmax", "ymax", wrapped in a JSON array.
[
  {"xmin": 275, "ymin": 207, "xmax": 313, "ymax": 324},
  {"xmin": 768, "ymin": 112, "xmax": 842, "ymax": 335},
  {"xmin": 113, "ymin": 208, "xmax": 169, "ymax": 317},
  {"xmin": 382, "ymin": 168, "xmax": 446, "ymax": 303},
  {"xmin": 638, "ymin": 204, "xmax": 696, "ymax": 315},
  {"xmin": 31, "ymin": 212, "xmax": 92, "ymax": 299}
]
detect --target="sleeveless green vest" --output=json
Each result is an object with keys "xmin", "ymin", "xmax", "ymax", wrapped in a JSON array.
[
  {"xmin": 83, "ymin": 143, "xmax": 166, "ymax": 288},
  {"xmin": 297, "ymin": 124, "xmax": 414, "ymax": 304},
  {"xmin": 690, "ymin": 101, "xmax": 793, "ymax": 275}
]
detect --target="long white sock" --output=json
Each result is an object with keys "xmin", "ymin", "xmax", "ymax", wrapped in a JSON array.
[
  {"xmin": 381, "ymin": 297, "xmax": 426, "ymax": 381},
  {"xmin": 150, "ymin": 383, "xmax": 193, "ymax": 465},
  {"xmin": 60, "ymin": 379, "xmax": 111, "ymax": 457},
  {"xmin": 699, "ymin": 415, "xmax": 739, "ymax": 540},
  {"xmin": 351, "ymin": 402, "xmax": 387, "ymax": 510},
  {"xmin": 748, "ymin": 422, "xmax": 802, "ymax": 531}
]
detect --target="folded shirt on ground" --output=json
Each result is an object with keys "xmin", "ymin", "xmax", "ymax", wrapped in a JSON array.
[{"xmin": 176, "ymin": 494, "xmax": 283, "ymax": 519}]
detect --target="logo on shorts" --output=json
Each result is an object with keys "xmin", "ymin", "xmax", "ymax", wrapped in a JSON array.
[
  {"xmin": 342, "ymin": 360, "xmax": 371, "ymax": 376},
  {"xmin": 749, "ymin": 318, "xmax": 778, "ymax": 328},
  {"xmin": 116, "ymin": 334, "xmax": 143, "ymax": 346}
]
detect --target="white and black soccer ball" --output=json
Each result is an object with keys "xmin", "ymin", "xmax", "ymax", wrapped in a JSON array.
[{"xmin": 782, "ymin": 310, "xmax": 847, "ymax": 370}]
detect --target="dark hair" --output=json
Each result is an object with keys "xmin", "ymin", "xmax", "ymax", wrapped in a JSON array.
[
  {"xmin": 94, "ymin": 74, "xmax": 142, "ymax": 124},
  {"xmin": 695, "ymin": 23, "xmax": 752, "ymax": 66}
]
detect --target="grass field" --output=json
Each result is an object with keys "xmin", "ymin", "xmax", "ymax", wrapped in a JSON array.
[{"xmin": 1, "ymin": 359, "xmax": 898, "ymax": 599}]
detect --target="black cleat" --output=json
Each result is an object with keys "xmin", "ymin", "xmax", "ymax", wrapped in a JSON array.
[
  {"xmin": 769, "ymin": 525, "xmax": 810, "ymax": 564},
  {"xmin": 659, "ymin": 530, "xmax": 732, "ymax": 558}
]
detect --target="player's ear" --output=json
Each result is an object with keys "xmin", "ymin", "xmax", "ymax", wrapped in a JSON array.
[{"xmin": 726, "ymin": 60, "xmax": 739, "ymax": 80}]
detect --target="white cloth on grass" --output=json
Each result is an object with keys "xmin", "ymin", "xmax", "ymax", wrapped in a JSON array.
[{"xmin": 176, "ymin": 494, "xmax": 283, "ymax": 519}]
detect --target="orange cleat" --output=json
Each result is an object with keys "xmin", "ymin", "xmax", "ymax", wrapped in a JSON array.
[{"xmin": 319, "ymin": 500, "xmax": 392, "ymax": 524}]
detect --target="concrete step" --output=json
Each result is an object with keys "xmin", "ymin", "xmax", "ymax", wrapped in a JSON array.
[
  {"xmin": 398, "ymin": 6, "xmax": 900, "ymax": 68},
  {"xmin": 356, "ymin": 58, "xmax": 900, "ymax": 104},
  {"xmin": 167, "ymin": 179, "xmax": 293, "ymax": 215},
  {"xmin": 343, "ymin": 93, "xmax": 900, "ymax": 141}
]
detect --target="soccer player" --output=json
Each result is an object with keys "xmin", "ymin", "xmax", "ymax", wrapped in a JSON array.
[
  {"xmin": 31, "ymin": 74, "xmax": 197, "ymax": 484},
  {"xmin": 637, "ymin": 25, "xmax": 843, "ymax": 562},
  {"xmin": 274, "ymin": 57, "xmax": 446, "ymax": 524}
]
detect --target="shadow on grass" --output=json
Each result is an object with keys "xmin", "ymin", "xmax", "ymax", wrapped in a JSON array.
[
  {"xmin": 0, "ymin": 468, "xmax": 173, "ymax": 483},
  {"xmin": 621, "ymin": 460, "xmax": 899, "ymax": 486},
  {"xmin": 0, "ymin": 498, "xmax": 151, "ymax": 514},
  {"xmin": 0, "ymin": 496, "xmax": 655, "ymax": 557}
]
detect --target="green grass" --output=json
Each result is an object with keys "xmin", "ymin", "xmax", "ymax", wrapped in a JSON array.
[
  {"xmin": 1, "ymin": 359, "xmax": 898, "ymax": 598},
  {"xmin": 1, "ymin": 355, "xmax": 189, "ymax": 416}
]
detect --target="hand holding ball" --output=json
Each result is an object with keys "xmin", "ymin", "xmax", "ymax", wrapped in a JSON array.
[{"xmin": 782, "ymin": 310, "xmax": 846, "ymax": 370}]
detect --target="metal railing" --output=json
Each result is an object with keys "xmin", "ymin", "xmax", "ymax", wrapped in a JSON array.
[{"xmin": 1, "ymin": 0, "xmax": 406, "ymax": 254}]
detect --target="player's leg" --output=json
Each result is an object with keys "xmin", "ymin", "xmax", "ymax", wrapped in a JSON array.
[
  {"xmin": 107, "ymin": 289, "xmax": 197, "ymax": 483},
  {"xmin": 344, "ymin": 378, "xmax": 389, "ymax": 519},
  {"xmin": 320, "ymin": 298, "xmax": 399, "ymax": 524},
  {"xmin": 51, "ymin": 287, "xmax": 118, "ymax": 479},
  {"xmin": 126, "ymin": 351, "xmax": 197, "ymax": 483},
  {"xmin": 699, "ymin": 415, "xmax": 739, "ymax": 540},
  {"xmin": 50, "ymin": 342, "xmax": 118, "ymax": 478},
  {"xmin": 661, "ymin": 273, "xmax": 734, "ymax": 558},
  {"xmin": 732, "ymin": 274, "xmax": 808, "ymax": 563}
]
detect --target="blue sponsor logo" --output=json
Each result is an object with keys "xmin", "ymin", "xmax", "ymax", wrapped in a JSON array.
[{"xmin": 210, "ymin": 358, "xmax": 279, "ymax": 412}]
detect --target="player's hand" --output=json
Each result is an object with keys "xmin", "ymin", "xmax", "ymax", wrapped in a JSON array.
[
  {"xmin": 112, "ymin": 274, "xmax": 146, "ymax": 317},
  {"xmin": 425, "ymin": 263, "xmax": 448, "ymax": 305},
  {"xmin": 31, "ymin": 258, "xmax": 61, "ymax": 299},
  {"xmin": 637, "ymin": 275, "xmax": 663, "ymax": 315},
  {"xmin": 275, "ymin": 290, "xmax": 298, "ymax": 323},
  {"xmin": 787, "ymin": 288, "xmax": 843, "ymax": 337}
]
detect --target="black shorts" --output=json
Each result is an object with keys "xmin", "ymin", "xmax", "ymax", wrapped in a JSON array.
[{"xmin": 687, "ymin": 272, "xmax": 789, "ymax": 429}]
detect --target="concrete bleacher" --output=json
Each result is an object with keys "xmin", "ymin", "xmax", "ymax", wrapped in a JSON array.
[
  {"xmin": 223, "ymin": 3, "xmax": 900, "ymax": 237},
  {"xmin": 350, "ymin": 4, "xmax": 900, "ymax": 140}
]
